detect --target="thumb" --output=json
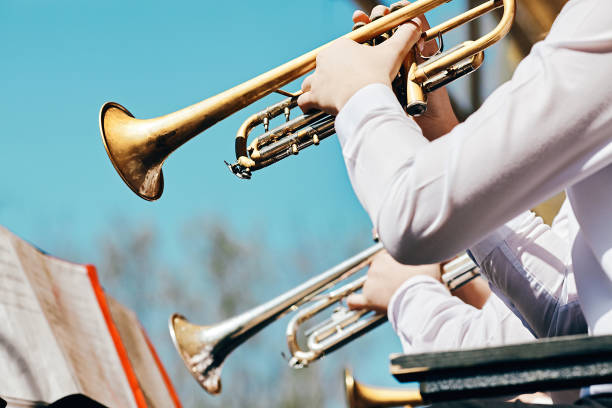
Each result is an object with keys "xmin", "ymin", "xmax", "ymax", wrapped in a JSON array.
[
  {"xmin": 346, "ymin": 293, "xmax": 369, "ymax": 310},
  {"xmin": 297, "ymin": 91, "xmax": 316, "ymax": 114},
  {"xmin": 379, "ymin": 22, "xmax": 422, "ymax": 73}
]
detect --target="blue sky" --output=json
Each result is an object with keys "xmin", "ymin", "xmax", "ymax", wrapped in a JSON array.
[
  {"xmin": 0, "ymin": 0, "xmax": 512, "ymax": 405},
  {"xmin": 0, "ymin": 0, "xmax": 498, "ymax": 258},
  {"xmin": 1, "ymin": 0, "xmax": 379, "ymax": 260}
]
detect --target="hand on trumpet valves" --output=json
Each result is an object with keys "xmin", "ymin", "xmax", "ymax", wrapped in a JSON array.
[
  {"xmin": 346, "ymin": 250, "xmax": 441, "ymax": 314},
  {"xmin": 357, "ymin": 2, "xmax": 460, "ymax": 141},
  {"xmin": 298, "ymin": 1, "xmax": 459, "ymax": 141},
  {"xmin": 297, "ymin": 17, "xmax": 423, "ymax": 116}
]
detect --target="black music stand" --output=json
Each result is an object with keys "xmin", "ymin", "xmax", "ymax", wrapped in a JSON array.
[{"xmin": 391, "ymin": 334, "xmax": 612, "ymax": 403}]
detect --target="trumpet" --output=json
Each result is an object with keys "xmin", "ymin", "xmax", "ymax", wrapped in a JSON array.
[
  {"xmin": 169, "ymin": 243, "xmax": 385, "ymax": 395},
  {"xmin": 170, "ymin": 242, "xmax": 478, "ymax": 395},
  {"xmin": 344, "ymin": 368, "xmax": 423, "ymax": 408},
  {"xmin": 100, "ymin": 0, "xmax": 515, "ymax": 200}
]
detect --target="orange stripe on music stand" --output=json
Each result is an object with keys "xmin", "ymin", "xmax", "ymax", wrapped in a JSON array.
[
  {"xmin": 86, "ymin": 265, "xmax": 148, "ymax": 408},
  {"xmin": 141, "ymin": 325, "xmax": 182, "ymax": 407}
]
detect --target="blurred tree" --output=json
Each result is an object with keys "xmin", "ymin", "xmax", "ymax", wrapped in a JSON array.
[{"xmin": 97, "ymin": 216, "xmax": 334, "ymax": 407}]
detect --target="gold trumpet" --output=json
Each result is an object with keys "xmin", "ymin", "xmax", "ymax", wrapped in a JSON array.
[
  {"xmin": 169, "ymin": 243, "xmax": 385, "ymax": 395},
  {"xmin": 100, "ymin": 0, "xmax": 515, "ymax": 200},
  {"xmin": 344, "ymin": 368, "xmax": 423, "ymax": 408}
]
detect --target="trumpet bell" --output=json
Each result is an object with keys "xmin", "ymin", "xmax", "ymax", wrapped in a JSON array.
[
  {"xmin": 344, "ymin": 368, "xmax": 360, "ymax": 408},
  {"xmin": 344, "ymin": 368, "xmax": 423, "ymax": 408},
  {"xmin": 169, "ymin": 314, "xmax": 222, "ymax": 395},
  {"xmin": 100, "ymin": 102, "xmax": 164, "ymax": 201}
]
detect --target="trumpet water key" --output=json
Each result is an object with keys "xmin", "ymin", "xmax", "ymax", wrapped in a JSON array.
[{"xmin": 100, "ymin": 0, "xmax": 515, "ymax": 200}]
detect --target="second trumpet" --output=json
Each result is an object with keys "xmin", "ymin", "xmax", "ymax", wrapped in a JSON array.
[{"xmin": 169, "ymin": 243, "xmax": 385, "ymax": 395}]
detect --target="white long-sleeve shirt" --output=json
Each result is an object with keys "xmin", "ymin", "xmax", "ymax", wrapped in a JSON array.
[
  {"xmin": 386, "ymin": 199, "xmax": 587, "ymax": 403},
  {"xmin": 388, "ymin": 201, "xmax": 586, "ymax": 352},
  {"xmin": 388, "ymin": 276, "xmax": 534, "ymax": 352},
  {"xmin": 470, "ymin": 204, "xmax": 587, "ymax": 338},
  {"xmin": 335, "ymin": 0, "xmax": 612, "ymax": 339},
  {"xmin": 387, "ymin": 272, "xmax": 583, "ymax": 403}
]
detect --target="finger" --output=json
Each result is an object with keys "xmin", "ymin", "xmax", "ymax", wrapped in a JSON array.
[
  {"xmin": 416, "ymin": 15, "xmax": 443, "ymax": 58},
  {"xmin": 388, "ymin": 0, "xmax": 431, "ymax": 31},
  {"xmin": 389, "ymin": 1, "xmax": 428, "ymax": 51},
  {"xmin": 352, "ymin": 10, "xmax": 370, "ymax": 25},
  {"xmin": 415, "ymin": 12, "xmax": 441, "ymax": 58},
  {"xmin": 419, "ymin": 15, "xmax": 431, "ymax": 31},
  {"xmin": 346, "ymin": 293, "xmax": 369, "ymax": 310},
  {"xmin": 380, "ymin": 22, "xmax": 422, "ymax": 71},
  {"xmin": 390, "ymin": 1, "xmax": 409, "ymax": 10},
  {"xmin": 421, "ymin": 36, "xmax": 439, "ymax": 58},
  {"xmin": 370, "ymin": 5, "xmax": 389, "ymax": 21},
  {"xmin": 297, "ymin": 92, "xmax": 316, "ymax": 114},
  {"xmin": 301, "ymin": 75, "xmax": 313, "ymax": 92}
]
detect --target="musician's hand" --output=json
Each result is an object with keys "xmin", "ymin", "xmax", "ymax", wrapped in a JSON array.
[
  {"xmin": 297, "ymin": 20, "xmax": 423, "ymax": 116},
  {"xmin": 299, "ymin": 1, "xmax": 459, "ymax": 140},
  {"xmin": 355, "ymin": 2, "xmax": 459, "ymax": 140},
  {"xmin": 346, "ymin": 250, "xmax": 441, "ymax": 314}
]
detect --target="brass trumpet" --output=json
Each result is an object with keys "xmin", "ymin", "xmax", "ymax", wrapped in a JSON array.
[
  {"xmin": 169, "ymin": 243, "xmax": 385, "ymax": 395},
  {"xmin": 100, "ymin": 0, "xmax": 515, "ymax": 200},
  {"xmin": 344, "ymin": 368, "xmax": 423, "ymax": 408},
  {"xmin": 170, "ymin": 244, "xmax": 478, "ymax": 395}
]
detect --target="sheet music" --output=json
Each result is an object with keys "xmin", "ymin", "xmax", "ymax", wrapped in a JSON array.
[
  {"xmin": 0, "ymin": 226, "xmax": 137, "ymax": 407},
  {"xmin": 108, "ymin": 296, "xmax": 178, "ymax": 408},
  {"xmin": 0, "ymin": 228, "xmax": 76, "ymax": 402}
]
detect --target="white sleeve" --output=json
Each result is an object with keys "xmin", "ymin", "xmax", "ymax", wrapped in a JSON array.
[
  {"xmin": 469, "ymin": 208, "xmax": 587, "ymax": 338},
  {"xmin": 387, "ymin": 275, "xmax": 534, "ymax": 354},
  {"xmin": 334, "ymin": 0, "xmax": 612, "ymax": 266}
]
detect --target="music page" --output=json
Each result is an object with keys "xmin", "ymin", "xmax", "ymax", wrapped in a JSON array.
[
  {"xmin": 0, "ymin": 226, "xmax": 137, "ymax": 407},
  {"xmin": 0, "ymin": 227, "xmax": 77, "ymax": 402},
  {"xmin": 108, "ymin": 296, "xmax": 180, "ymax": 408}
]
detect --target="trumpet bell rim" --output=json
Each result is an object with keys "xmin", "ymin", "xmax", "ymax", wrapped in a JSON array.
[
  {"xmin": 99, "ymin": 102, "xmax": 164, "ymax": 201},
  {"xmin": 344, "ymin": 368, "xmax": 358, "ymax": 408},
  {"xmin": 168, "ymin": 313, "xmax": 184, "ymax": 358},
  {"xmin": 168, "ymin": 313, "xmax": 223, "ymax": 395}
]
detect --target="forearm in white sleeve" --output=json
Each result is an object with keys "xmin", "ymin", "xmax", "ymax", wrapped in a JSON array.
[
  {"xmin": 335, "ymin": 0, "xmax": 612, "ymax": 265},
  {"xmin": 387, "ymin": 275, "xmax": 533, "ymax": 354},
  {"xmin": 469, "ymin": 208, "xmax": 587, "ymax": 338}
]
